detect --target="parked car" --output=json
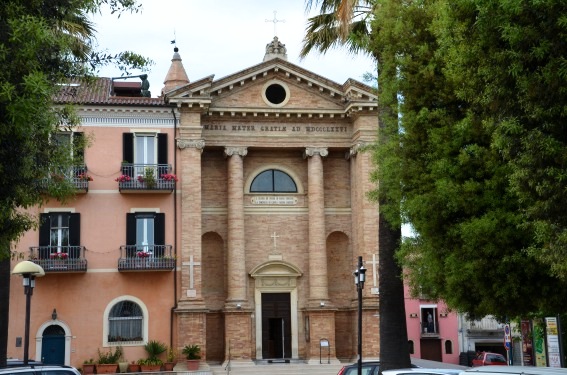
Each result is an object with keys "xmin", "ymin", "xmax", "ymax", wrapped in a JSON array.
[
  {"xmin": 0, "ymin": 364, "xmax": 81, "ymax": 375},
  {"xmin": 463, "ymin": 365, "xmax": 567, "ymax": 375},
  {"xmin": 4, "ymin": 360, "xmax": 43, "ymax": 367},
  {"xmin": 472, "ymin": 352, "xmax": 507, "ymax": 367},
  {"xmin": 382, "ymin": 369, "xmax": 464, "ymax": 375},
  {"xmin": 337, "ymin": 361, "xmax": 420, "ymax": 375}
]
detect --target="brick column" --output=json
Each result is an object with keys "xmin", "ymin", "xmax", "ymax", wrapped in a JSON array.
[
  {"xmin": 225, "ymin": 146, "xmax": 248, "ymax": 307},
  {"xmin": 177, "ymin": 138, "xmax": 206, "ymax": 307},
  {"xmin": 304, "ymin": 147, "xmax": 329, "ymax": 305}
]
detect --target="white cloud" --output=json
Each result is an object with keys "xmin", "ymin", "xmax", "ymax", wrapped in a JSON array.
[{"xmin": 90, "ymin": 0, "xmax": 376, "ymax": 97}]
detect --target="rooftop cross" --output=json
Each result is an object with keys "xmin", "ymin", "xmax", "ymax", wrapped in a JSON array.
[{"xmin": 266, "ymin": 10, "xmax": 285, "ymax": 37}]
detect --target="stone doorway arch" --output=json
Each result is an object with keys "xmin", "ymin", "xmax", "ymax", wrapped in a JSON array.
[{"xmin": 250, "ymin": 260, "xmax": 302, "ymax": 360}]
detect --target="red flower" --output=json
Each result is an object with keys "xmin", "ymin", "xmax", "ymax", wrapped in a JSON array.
[
  {"xmin": 115, "ymin": 175, "xmax": 132, "ymax": 182},
  {"xmin": 160, "ymin": 173, "xmax": 178, "ymax": 181},
  {"xmin": 136, "ymin": 251, "xmax": 150, "ymax": 258},
  {"xmin": 77, "ymin": 173, "xmax": 93, "ymax": 181},
  {"xmin": 50, "ymin": 252, "xmax": 68, "ymax": 260}
]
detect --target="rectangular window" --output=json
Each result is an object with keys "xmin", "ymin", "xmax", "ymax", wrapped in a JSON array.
[
  {"xmin": 50, "ymin": 214, "xmax": 70, "ymax": 249},
  {"xmin": 39, "ymin": 212, "xmax": 81, "ymax": 259},
  {"xmin": 126, "ymin": 212, "xmax": 165, "ymax": 258},
  {"xmin": 122, "ymin": 133, "xmax": 168, "ymax": 178},
  {"xmin": 136, "ymin": 214, "xmax": 155, "ymax": 253},
  {"xmin": 421, "ymin": 306, "xmax": 438, "ymax": 334}
]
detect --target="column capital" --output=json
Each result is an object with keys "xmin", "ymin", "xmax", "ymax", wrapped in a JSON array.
[
  {"xmin": 345, "ymin": 141, "xmax": 369, "ymax": 159},
  {"xmin": 224, "ymin": 146, "xmax": 248, "ymax": 157},
  {"xmin": 177, "ymin": 138, "xmax": 205, "ymax": 150},
  {"xmin": 303, "ymin": 147, "xmax": 328, "ymax": 159}
]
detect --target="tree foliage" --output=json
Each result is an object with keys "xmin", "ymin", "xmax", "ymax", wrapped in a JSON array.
[
  {"xmin": 372, "ymin": 0, "xmax": 567, "ymax": 318},
  {"xmin": 300, "ymin": 0, "xmax": 375, "ymax": 58},
  {"xmin": 0, "ymin": 0, "xmax": 151, "ymax": 365}
]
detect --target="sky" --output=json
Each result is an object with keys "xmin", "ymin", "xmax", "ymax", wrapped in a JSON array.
[{"xmin": 90, "ymin": 0, "xmax": 376, "ymax": 98}]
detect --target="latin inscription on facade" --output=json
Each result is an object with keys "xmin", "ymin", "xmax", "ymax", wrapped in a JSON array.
[
  {"xmin": 251, "ymin": 196, "xmax": 298, "ymax": 205},
  {"xmin": 203, "ymin": 124, "xmax": 348, "ymax": 134}
]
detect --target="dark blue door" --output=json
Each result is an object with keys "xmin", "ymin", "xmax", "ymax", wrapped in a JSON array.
[{"xmin": 42, "ymin": 325, "xmax": 65, "ymax": 365}]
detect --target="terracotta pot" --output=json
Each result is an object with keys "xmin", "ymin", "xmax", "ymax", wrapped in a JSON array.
[
  {"xmin": 186, "ymin": 359, "xmax": 200, "ymax": 371},
  {"xmin": 83, "ymin": 364, "xmax": 95, "ymax": 374},
  {"xmin": 140, "ymin": 364, "xmax": 162, "ymax": 372},
  {"xmin": 127, "ymin": 363, "xmax": 141, "ymax": 372},
  {"xmin": 96, "ymin": 363, "xmax": 118, "ymax": 373},
  {"xmin": 163, "ymin": 362, "xmax": 175, "ymax": 371}
]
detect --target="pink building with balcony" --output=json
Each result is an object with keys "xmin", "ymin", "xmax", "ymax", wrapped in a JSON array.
[{"xmin": 404, "ymin": 285, "xmax": 461, "ymax": 364}]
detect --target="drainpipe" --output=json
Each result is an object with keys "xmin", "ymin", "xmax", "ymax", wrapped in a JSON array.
[{"xmin": 170, "ymin": 106, "xmax": 178, "ymax": 350}]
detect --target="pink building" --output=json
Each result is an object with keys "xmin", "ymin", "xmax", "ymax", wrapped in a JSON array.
[{"xmin": 404, "ymin": 285, "xmax": 460, "ymax": 364}]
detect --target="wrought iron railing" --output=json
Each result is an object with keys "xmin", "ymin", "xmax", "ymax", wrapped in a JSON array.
[
  {"xmin": 29, "ymin": 246, "xmax": 87, "ymax": 272},
  {"xmin": 118, "ymin": 245, "xmax": 175, "ymax": 271},
  {"xmin": 38, "ymin": 165, "xmax": 91, "ymax": 192},
  {"xmin": 116, "ymin": 163, "xmax": 175, "ymax": 191}
]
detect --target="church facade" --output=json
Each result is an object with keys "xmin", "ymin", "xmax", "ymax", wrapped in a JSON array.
[
  {"xmin": 166, "ymin": 37, "xmax": 380, "ymax": 364},
  {"xmin": 7, "ymin": 38, "xmax": 381, "ymax": 368}
]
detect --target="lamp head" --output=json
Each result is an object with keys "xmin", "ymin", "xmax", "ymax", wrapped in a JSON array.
[
  {"xmin": 359, "ymin": 265, "xmax": 367, "ymax": 282},
  {"xmin": 12, "ymin": 261, "xmax": 44, "ymax": 277}
]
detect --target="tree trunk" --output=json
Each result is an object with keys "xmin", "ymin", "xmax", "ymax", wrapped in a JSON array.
[
  {"xmin": 378, "ymin": 213, "xmax": 411, "ymax": 373},
  {"xmin": 0, "ymin": 257, "xmax": 11, "ymax": 367}
]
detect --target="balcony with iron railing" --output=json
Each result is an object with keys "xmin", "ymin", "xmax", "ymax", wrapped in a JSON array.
[
  {"xmin": 38, "ymin": 165, "xmax": 91, "ymax": 193},
  {"xmin": 118, "ymin": 245, "xmax": 175, "ymax": 272},
  {"xmin": 29, "ymin": 246, "xmax": 87, "ymax": 273},
  {"xmin": 116, "ymin": 164, "xmax": 176, "ymax": 193}
]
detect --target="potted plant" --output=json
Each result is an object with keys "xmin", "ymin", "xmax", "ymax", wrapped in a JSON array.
[
  {"xmin": 182, "ymin": 344, "xmax": 201, "ymax": 371},
  {"xmin": 96, "ymin": 346, "xmax": 122, "ymax": 373},
  {"xmin": 163, "ymin": 346, "xmax": 177, "ymax": 371},
  {"xmin": 139, "ymin": 340, "xmax": 166, "ymax": 372},
  {"xmin": 138, "ymin": 167, "xmax": 156, "ymax": 188},
  {"xmin": 127, "ymin": 360, "xmax": 141, "ymax": 373},
  {"xmin": 82, "ymin": 358, "xmax": 95, "ymax": 375}
]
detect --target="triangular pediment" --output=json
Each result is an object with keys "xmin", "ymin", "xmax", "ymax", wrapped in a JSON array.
[{"xmin": 165, "ymin": 58, "xmax": 376, "ymax": 117}]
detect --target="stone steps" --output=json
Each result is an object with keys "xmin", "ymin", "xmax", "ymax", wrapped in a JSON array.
[{"xmin": 207, "ymin": 362, "xmax": 344, "ymax": 375}]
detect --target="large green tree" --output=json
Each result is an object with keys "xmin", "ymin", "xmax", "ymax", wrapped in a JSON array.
[
  {"xmin": 302, "ymin": 1, "xmax": 411, "ymax": 371},
  {"xmin": 372, "ymin": 0, "xmax": 567, "ymax": 319},
  {"xmin": 0, "ymin": 0, "xmax": 150, "ymax": 366}
]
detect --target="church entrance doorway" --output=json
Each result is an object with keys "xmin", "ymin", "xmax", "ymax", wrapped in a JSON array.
[{"xmin": 261, "ymin": 293, "xmax": 291, "ymax": 359}]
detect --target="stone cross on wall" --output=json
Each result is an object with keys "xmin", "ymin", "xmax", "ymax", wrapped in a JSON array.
[
  {"xmin": 368, "ymin": 254, "xmax": 380, "ymax": 295},
  {"xmin": 271, "ymin": 232, "xmax": 279, "ymax": 253},
  {"xmin": 182, "ymin": 255, "xmax": 201, "ymax": 290}
]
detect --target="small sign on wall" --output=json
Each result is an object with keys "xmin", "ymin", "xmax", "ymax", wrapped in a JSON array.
[
  {"xmin": 371, "ymin": 287, "xmax": 379, "ymax": 295},
  {"xmin": 187, "ymin": 289, "xmax": 196, "ymax": 298}
]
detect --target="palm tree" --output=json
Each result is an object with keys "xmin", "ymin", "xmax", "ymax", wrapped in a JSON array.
[
  {"xmin": 300, "ymin": 0, "xmax": 374, "ymax": 58},
  {"xmin": 301, "ymin": 1, "xmax": 411, "ymax": 372},
  {"xmin": 55, "ymin": 9, "xmax": 97, "ymax": 61}
]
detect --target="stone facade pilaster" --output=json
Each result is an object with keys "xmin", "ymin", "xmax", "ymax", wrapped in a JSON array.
[
  {"xmin": 304, "ymin": 147, "xmax": 329, "ymax": 305},
  {"xmin": 225, "ymin": 146, "xmax": 248, "ymax": 306},
  {"xmin": 177, "ymin": 138, "xmax": 205, "ymax": 307}
]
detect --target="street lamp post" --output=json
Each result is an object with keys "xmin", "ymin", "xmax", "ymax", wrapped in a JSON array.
[
  {"xmin": 353, "ymin": 256, "xmax": 366, "ymax": 375},
  {"xmin": 12, "ymin": 260, "xmax": 45, "ymax": 365}
]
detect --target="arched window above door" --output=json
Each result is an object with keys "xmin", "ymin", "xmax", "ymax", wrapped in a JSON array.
[{"xmin": 250, "ymin": 169, "xmax": 297, "ymax": 193}]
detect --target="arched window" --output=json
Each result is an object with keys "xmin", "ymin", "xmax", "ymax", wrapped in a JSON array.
[
  {"xmin": 108, "ymin": 300, "xmax": 143, "ymax": 343},
  {"xmin": 250, "ymin": 169, "xmax": 297, "ymax": 193},
  {"xmin": 445, "ymin": 340, "xmax": 453, "ymax": 354}
]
